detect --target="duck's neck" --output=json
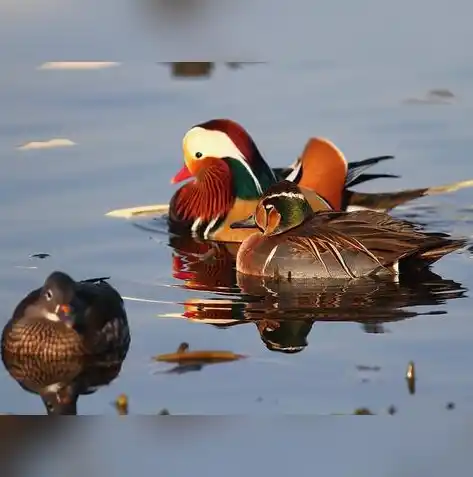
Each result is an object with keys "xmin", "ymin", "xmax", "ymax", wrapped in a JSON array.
[
  {"xmin": 172, "ymin": 159, "xmax": 235, "ymax": 225},
  {"xmin": 244, "ymin": 145, "xmax": 277, "ymax": 192},
  {"xmin": 171, "ymin": 157, "xmax": 275, "ymax": 239}
]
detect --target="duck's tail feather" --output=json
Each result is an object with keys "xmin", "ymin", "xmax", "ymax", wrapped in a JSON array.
[
  {"xmin": 348, "ymin": 173, "xmax": 400, "ymax": 188},
  {"xmin": 402, "ymin": 237, "xmax": 467, "ymax": 270},
  {"xmin": 345, "ymin": 155, "xmax": 395, "ymax": 187},
  {"xmin": 344, "ymin": 179, "xmax": 473, "ymax": 212}
]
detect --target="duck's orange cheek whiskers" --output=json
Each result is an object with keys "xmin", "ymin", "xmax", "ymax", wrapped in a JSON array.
[{"xmin": 171, "ymin": 164, "xmax": 193, "ymax": 184}]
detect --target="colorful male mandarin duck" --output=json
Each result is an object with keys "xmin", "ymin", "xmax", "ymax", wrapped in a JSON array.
[
  {"xmin": 168, "ymin": 119, "xmax": 397, "ymax": 242},
  {"xmin": 106, "ymin": 118, "xmax": 473, "ymax": 241},
  {"xmin": 166, "ymin": 119, "xmax": 473, "ymax": 242},
  {"xmin": 230, "ymin": 181, "xmax": 466, "ymax": 280}
]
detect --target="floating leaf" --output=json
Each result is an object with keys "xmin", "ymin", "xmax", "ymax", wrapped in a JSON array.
[
  {"xmin": 105, "ymin": 204, "xmax": 169, "ymax": 219},
  {"xmin": 154, "ymin": 349, "xmax": 247, "ymax": 364}
]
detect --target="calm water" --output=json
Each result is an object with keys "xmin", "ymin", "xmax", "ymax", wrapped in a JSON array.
[{"xmin": 2, "ymin": 3, "xmax": 473, "ymax": 422}]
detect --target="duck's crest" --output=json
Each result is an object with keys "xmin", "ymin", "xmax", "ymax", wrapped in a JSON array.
[{"xmin": 198, "ymin": 119, "xmax": 276, "ymax": 189}]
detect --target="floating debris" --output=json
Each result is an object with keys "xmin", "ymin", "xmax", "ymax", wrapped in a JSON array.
[
  {"xmin": 30, "ymin": 253, "xmax": 50, "ymax": 259},
  {"xmin": 356, "ymin": 365, "xmax": 381, "ymax": 372},
  {"xmin": 406, "ymin": 361, "xmax": 416, "ymax": 395},
  {"xmin": 387, "ymin": 405, "xmax": 397, "ymax": 415},
  {"xmin": 403, "ymin": 88, "xmax": 456, "ymax": 105},
  {"xmin": 113, "ymin": 394, "xmax": 129, "ymax": 415},
  {"xmin": 158, "ymin": 408, "xmax": 170, "ymax": 415},
  {"xmin": 170, "ymin": 62, "xmax": 214, "ymax": 78},
  {"xmin": 446, "ymin": 402, "xmax": 455, "ymax": 410},
  {"xmin": 353, "ymin": 407, "xmax": 374, "ymax": 415},
  {"xmin": 38, "ymin": 62, "xmax": 121, "ymax": 70},
  {"xmin": 154, "ymin": 342, "xmax": 247, "ymax": 365},
  {"xmin": 18, "ymin": 138, "xmax": 76, "ymax": 151},
  {"xmin": 105, "ymin": 203, "xmax": 169, "ymax": 219}
]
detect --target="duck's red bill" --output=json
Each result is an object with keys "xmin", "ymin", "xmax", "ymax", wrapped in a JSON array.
[
  {"xmin": 60, "ymin": 304, "xmax": 71, "ymax": 314},
  {"xmin": 171, "ymin": 165, "xmax": 193, "ymax": 184}
]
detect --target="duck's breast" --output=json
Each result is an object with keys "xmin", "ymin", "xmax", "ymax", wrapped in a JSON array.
[{"xmin": 2, "ymin": 316, "xmax": 83, "ymax": 359}]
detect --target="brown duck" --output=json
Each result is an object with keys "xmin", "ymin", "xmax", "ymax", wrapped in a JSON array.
[
  {"xmin": 2, "ymin": 271, "xmax": 130, "ymax": 361},
  {"xmin": 230, "ymin": 181, "xmax": 466, "ymax": 279}
]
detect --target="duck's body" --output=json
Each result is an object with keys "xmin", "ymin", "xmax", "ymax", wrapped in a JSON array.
[
  {"xmin": 2, "ymin": 272, "xmax": 130, "ymax": 361},
  {"xmin": 231, "ymin": 181, "xmax": 466, "ymax": 280},
  {"xmin": 164, "ymin": 119, "xmax": 473, "ymax": 243}
]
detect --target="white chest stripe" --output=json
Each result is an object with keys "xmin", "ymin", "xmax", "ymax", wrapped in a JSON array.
[
  {"xmin": 234, "ymin": 154, "xmax": 264, "ymax": 195},
  {"xmin": 191, "ymin": 217, "xmax": 202, "ymax": 232},
  {"xmin": 204, "ymin": 217, "xmax": 220, "ymax": 240},
  {"xmin": 262, "ymin": 245, "xmax": 279, "ymax": 274}
]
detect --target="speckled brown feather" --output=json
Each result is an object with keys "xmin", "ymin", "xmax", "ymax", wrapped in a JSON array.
[
  {"xmin": 1, "ymin": 278, "xmax": 130, "ymax": 362},
  {"xmin": 237, "ymin": 209, "xmax": 466, "ymax": 279}
]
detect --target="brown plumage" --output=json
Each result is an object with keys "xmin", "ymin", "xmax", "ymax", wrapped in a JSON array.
[
  {"xmin": 2, "ymin": 271, "xmax": 130, "ymax": 361},
  {"xmin": 232, "ymin": 181, "xmax": 466, "ymax": 279}
]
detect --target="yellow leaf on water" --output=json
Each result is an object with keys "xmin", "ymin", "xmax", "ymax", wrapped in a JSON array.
[{"xmin": 153, "ymin": 350, "xmax": 247, "ymax": 363}]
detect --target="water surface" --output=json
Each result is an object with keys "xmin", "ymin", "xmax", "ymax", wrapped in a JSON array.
[{"xmin": 2, "ymin": 46, "xmax": 473, "ymax": 414}]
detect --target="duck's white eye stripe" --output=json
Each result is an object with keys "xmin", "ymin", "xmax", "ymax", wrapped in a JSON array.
[
  {"xmin": 45, "ymin": 289, "xmax": 53, "ymax": 301},
  {"xmin": 184, "ymin": 127, "xmax": 263, "ymax": 195},
  {"xmin": 264, "ymin": 192, "xmax": 303, "ymax": 201}
]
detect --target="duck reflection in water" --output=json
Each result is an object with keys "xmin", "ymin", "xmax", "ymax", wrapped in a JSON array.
[
  {"xmin": 169, "ymin": 235, "xmax": 467, "ymax": 354},
  {"xmin": 2, "ymin": 353, "xmax": 126, "ymax": 415},
  {"xmin": 170, "ymin": 234, "xmax": 239, "ymax": 293}
]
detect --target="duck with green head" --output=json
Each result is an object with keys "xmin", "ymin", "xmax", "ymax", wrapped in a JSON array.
[{"xmin": 231, "ymin": 181, "xmax": 466, "ymax": 279}]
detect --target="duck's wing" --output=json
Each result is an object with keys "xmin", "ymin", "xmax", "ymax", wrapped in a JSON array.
[
  {"xmin": 287, "ymin": 210, "xmax": 465, "ymax": 277},
  {"xmin": 78, "ymin": 279, "xmax": 124, "ymax": 308},
  {"xmin": 76, "ymin": 279, "xmax": 127, "ymax": 334}
]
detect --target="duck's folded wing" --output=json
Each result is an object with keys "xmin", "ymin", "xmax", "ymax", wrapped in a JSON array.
[
  {"xmin": 287, "ymin": 227, "xmax": 389, "ymax": 279},
  {"xmin": 288, "ymin": 210, "xmax": 465, "ymax": 276}
]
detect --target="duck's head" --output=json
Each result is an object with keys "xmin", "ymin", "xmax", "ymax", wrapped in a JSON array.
[
  {"xmin": 171, "ymin": 118, "xmax": 274, "ymax": 186},
  {"xmin": 231, "ymin": 181, "xmax": 314, "ymax": 236},
  {"xmin": 286, "ymin": 137, "xmax": 348, "ymax": 210},
  {"xmin": 38, "ymin": 271, "xmax": 81, "ymax": 326}
]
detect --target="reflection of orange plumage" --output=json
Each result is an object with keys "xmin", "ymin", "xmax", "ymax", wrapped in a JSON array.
[
  {"xmin": 181, "ymin": 299, "xmax": 245, "ymax": 325},
  {"xmin": 169, "ymin": 236, "xmax": 238, "ymax": 291}
]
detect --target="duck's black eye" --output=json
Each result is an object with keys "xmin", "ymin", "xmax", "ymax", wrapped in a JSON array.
[
  {"xmin": 264, "ymin": 204, "xmax": 273, "ymax": 211},
  {"xmin": 195, "ymin": 152, "xmax": 203, "ymax": 159},
  {"xmin": 45, "ymin": 289, "xmax": 53, "ymax": 301}
]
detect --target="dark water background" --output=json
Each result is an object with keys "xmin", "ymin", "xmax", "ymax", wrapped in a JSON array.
[{"xmin": 2, "ymin": 2, "xmax": 473, "ymax": 421}]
